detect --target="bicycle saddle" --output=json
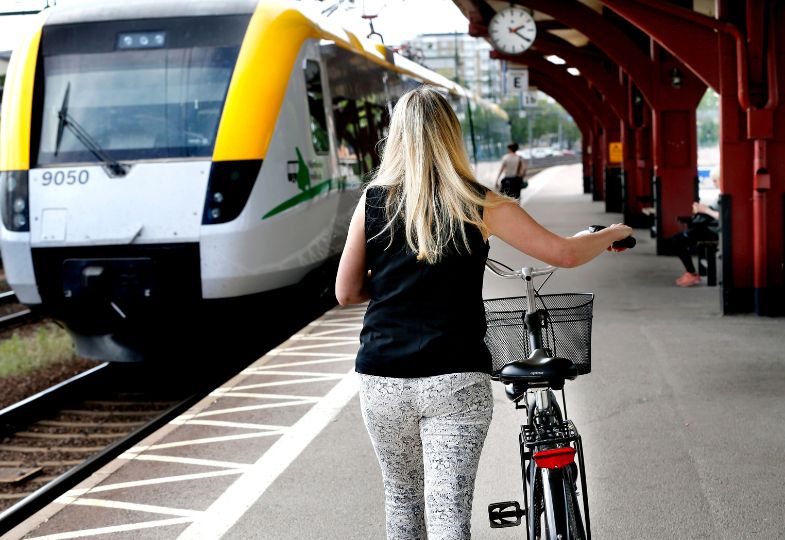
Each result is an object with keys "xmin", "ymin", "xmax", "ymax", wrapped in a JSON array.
[{"xmin": 498, "ymin": 349, "xmax": 578, "ymax": 384}]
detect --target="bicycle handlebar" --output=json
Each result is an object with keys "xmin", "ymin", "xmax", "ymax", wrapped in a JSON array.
[
  {"xmin": 485, "ymin": 225, "xmax": 636, "ymax": 279},
  {"xmin": 611, "ymin": 235, "xmax": 637, "ymax": 249},
  {"xmin": 485, "ymin": 260, "xmax": 556, "ymax": 280}
]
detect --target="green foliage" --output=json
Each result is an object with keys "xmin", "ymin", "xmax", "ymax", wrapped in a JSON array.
[
  {"xmin": 502, "ymin": 96, "xmax": 581, "ymax": 148},
  {"xmin": 0, "ymin": 323, "xmax": 76, "ymax": 377},
  {"xmin": 697, "ymin": 89, "xmax": 719, "ymax": 147},
  {"xmin": 698, "ymin": 121, "xmax": 719, "ymax": 147}
]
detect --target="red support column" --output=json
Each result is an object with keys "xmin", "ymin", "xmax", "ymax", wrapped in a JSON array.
[
  {"xmin": 651, "ymin": 107, "xmax": 698, "ymax": 251},
  {"xmin": 593, "ymin": 124, "xmax": 605, "ymax": 201},
  {"xmin": 621, "ymin": 120, "xmax": 638, "ymax": 219},
  {"xmin": 604, "ymin": 122, "xmax": 623, "ymax": 213},
  {"xmin": 648, "ymin": 45, "xmax": 705, "ymax": 254},
  {"xmin": 634, "ymin": 110, "xmax": 654, "ymax": 228},
  {"xmin": 714, "ymin": 0, "xmax": 784, "ymax": 314},
  {"xmin": 582, "ymin": 135, "xmax": 592, "ymax": 194}
]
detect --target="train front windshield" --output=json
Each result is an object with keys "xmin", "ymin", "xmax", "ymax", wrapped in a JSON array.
[{"xmin": 34, "ymin": 16, "xmax": 249, "ymax": 166}]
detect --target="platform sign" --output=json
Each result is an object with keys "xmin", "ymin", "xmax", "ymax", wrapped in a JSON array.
[
  {"xmin": 506, "ymin": 68, "xmax": 529, "ymax": 94},
  {"xmin": 609, "ymin": 141, "xmax": 623, "ymax": 163},
  {"xmin": 522, "ymin": 90, "xmax": 538, "ymax": 107}
]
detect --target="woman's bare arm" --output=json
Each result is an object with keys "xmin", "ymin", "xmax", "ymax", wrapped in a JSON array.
[
  {"xmin": 335, "ymin": 192, "xmax": 370, "ymax": 305},
  {"xmin": 483, "ymin": 191, "xmax": 631, "ymax": 268}
]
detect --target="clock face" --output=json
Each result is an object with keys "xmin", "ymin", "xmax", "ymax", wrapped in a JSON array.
[{"xmin": 488, "ymin": 6, "xmax": 537, "ymax": 55}]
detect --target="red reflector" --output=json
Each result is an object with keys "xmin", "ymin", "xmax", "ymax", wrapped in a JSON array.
[{"xmin": 533, "ymin": 447, "xmax": 576, "ymax": 469}]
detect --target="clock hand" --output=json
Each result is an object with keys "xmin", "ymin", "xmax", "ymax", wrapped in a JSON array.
[{"xmin": 513, "ymin": 29, "xmax": 533, "ymax": 43}]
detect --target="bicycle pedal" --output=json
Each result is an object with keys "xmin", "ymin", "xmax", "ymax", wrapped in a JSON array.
[{"xmin": 488, "ymin": 501, "xmax": 523, "ymax": 528}]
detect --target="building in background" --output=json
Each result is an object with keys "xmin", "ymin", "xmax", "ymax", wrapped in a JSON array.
[{"xmin": 399, "ymin": 33, "xmax": 502, "ymax": 101}]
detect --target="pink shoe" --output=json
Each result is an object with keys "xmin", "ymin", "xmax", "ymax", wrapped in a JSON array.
[{"xmin": 675, "ymin": 272, "xmax": 701, "ymax": 287}]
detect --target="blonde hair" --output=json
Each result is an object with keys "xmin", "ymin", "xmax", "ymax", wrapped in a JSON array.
[{"xmin": 368, "ymin": 86, "xmax": 496, "ymax": 263}]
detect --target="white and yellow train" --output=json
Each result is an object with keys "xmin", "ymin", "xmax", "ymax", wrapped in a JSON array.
[{"xmin": 0, "ymin": 0, "xmax": 509, "ymax": 361}]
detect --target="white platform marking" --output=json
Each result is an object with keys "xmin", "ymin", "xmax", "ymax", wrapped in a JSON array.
[
  {"xmin": 66, "ymin": 498, "xmax": 203, "ymax": 517},
  {"xmin": 26, "ymin": 517, "xmax": 195, "ymax": 539},
  {"xmin": 269, "ymin": 340, "xmax": 357, "ymax": 352},
  {"xmin": 289, "ymin": 335, "xmax": 361, "ymax": 341},
  {"xmin": 144, "ymin": 430, "xmax": 284, "ymax": 450},
  {"xmin": 189, "ymin": 400, "xmax": 318, "ymax": 418},
  {"xmin": 123, "ymin": 454, "xmax": 251, "ymax": 470},
  {"xmin": 249, "ymin": 356, "xmax": 354, "ymax": 369},
  {"xmin": 170, "ymin": 419, "xmax": 289, "ymax": 431},
  {"xmin": 293, "ymin": 327, "xmax": 361, "ymax": 337},
  {"xmin": 306, "ymin": 321, "xmax": 363, "ymax": 328},
  {"xmin": 176, "ymin": 370, "xmax": 358, "ymax": 540},
  {"xmin": 209, "ymin": 390, "xmax": 322, "ymax": 399},
  {"xmin": 226, "ymin": 376, "xmax": 343, "ymax": 391},
  {"xmin": 62, "ymin": 469, "xmax": 245, "ymax": 497}
]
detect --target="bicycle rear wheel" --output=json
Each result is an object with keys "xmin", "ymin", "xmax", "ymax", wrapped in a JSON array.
[{"xmin": 542, "ymin": 466, "xmax": 586, "ymax": 539}]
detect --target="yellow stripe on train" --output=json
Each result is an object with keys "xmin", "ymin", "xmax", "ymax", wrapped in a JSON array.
[
  {"xmin": 212, "ymin": 2, "xmax": 395, "ymax": 162},
  {"xmin": 0, "ymin": 13, "xmax": 48, "ymax": 171},
  {"xmin": 212, "ymin": 4, "xmax": 322, "ymax": 162}
]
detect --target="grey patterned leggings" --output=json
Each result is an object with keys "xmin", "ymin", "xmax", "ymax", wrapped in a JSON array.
[{"xmin": 358, "ymin": 372, "xmax": 494, "ymax": 540}]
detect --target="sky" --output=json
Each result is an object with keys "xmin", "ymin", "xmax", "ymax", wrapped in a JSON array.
[{"xmin": 0, "ymin": 0, "xmax": 472, "ymax": 52}]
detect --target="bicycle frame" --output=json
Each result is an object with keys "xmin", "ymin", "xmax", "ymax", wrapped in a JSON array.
[{"xmin": 485, "ymin": 261, "xmax": 591, "ymax": 540}]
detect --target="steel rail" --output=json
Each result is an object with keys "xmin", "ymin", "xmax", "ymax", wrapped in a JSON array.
[{"xmin": 0, "ymin": 366, "xmax": 206, "ymax": 535}]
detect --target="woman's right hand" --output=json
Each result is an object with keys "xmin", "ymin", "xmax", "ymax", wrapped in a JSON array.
[
  {"xmin": 606, "ymin": 223, "xmax": 633, "ymax": 252},
  {"xmin": 607, "ymin": 223, "xmax": 633, "ymax": 241}
]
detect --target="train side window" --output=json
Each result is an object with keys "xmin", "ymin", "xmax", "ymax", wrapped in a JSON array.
[
  {"xmin": 303, "ymin": 60, "xmax": 330, "ymax": 154},
  {"xmin": 333, "ymin": 97, "xmax": 361, "ymax": 177}
]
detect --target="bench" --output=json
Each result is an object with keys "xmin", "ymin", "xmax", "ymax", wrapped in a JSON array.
[{"xmin": 696, "ymin": 240, "xmax": 718, "ymax": 286}]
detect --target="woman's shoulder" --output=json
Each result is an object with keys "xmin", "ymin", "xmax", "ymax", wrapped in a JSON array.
[
  {"xmin": 467, "ymin": 181, "xmax": 490, "ymax": 198},
  {"xmin": 364, "ymin": 185, "xmax": 388, "ymax": 204}
]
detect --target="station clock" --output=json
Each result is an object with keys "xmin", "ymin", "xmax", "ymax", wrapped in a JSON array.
[{"xmin": 488, "ymin": 5, "xmax": 537, "ymax": 55}]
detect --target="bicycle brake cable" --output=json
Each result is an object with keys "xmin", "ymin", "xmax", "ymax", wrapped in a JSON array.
[{"xmin": 535, "ymin": 271, "xmax": 554, "ymax": 297}]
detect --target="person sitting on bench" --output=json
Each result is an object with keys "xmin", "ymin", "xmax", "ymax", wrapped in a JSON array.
[{"xmin": 668, "ymin": 171, "xmax": 720, "ymax": 287}]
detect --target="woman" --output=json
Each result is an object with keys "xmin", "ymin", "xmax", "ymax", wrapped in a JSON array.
[
  {"xmin": 496, "ymin": 142, "xmax": 527, "ymax": 199},
  {"xmin": 336, "ymin": 86, "xmax": 630, "ymax": 539}
]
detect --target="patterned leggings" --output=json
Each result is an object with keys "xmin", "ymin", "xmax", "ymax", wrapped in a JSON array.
[{"xmin": 358, "ymin": 372, "xmax": 494, "ymax": 540}]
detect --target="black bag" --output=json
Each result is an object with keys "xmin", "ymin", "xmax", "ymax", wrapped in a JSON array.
[
  {"xmin": 500, "ymin": 176, "xmax": 524, "ymax": 198},
  {"xmin": 689, "ymin": 213, "xmax": 720, "ymax": 235}
]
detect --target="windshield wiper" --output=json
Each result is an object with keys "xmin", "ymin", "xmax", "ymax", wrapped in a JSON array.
[{"xmin": 55, "ymin": 83, "xmax": 128, "ymax": 176}]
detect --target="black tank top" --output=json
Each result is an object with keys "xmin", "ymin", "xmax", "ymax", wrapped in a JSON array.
[{"xmin": 355, "ymin": 185, "xmax": 492, "ymax": 378}]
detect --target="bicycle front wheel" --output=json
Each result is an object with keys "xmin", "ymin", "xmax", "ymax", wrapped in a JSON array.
[{"xmin": 542, "ymin": 466, "xmax": 586, "ymax": 540}]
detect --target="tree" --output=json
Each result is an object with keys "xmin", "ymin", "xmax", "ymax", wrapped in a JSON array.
[
  {"xmin": 501, "ymin": 94, "xmax": 581, "ymax": 148},
  {"xmin": 696, "ymin": 89, "xmax": 719, "ymax": 147}
]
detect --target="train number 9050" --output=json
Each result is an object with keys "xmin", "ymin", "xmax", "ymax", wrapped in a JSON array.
[{"xmin": 41, "ymin": 169, "xmax": 90, "ymax": 186}]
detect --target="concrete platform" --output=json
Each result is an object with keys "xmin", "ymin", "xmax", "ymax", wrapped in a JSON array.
[{"xmin": 9, "ymin": 164, "xmax": 785, "ymax": 539}]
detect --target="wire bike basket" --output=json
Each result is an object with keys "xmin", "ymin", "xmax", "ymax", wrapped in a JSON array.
[{"xmin": 484, "ymin": 293, "xmax": 594, "ymax": 376}]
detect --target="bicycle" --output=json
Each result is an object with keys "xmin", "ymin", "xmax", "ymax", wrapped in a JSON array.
[{"xmin": 484, "ymin": 226, "xmax": 635, "ymax": 539}]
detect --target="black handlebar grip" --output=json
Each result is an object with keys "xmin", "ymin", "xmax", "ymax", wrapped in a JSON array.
[
  {"xmin": 612, "ymin": 235, "xmax": 637, "ymax": 249},
  {"xmin": 588, "ymin": 225, "xmax": 636, "ymax": 249}
]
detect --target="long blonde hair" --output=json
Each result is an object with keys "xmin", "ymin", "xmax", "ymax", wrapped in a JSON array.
[{"xmin": 368, "ymin": 86, "xmax": 495, "ymax": 263}]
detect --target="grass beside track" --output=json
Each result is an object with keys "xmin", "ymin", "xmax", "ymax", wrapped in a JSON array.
[{"xmin": 0, "ymin": 323, "xmax": 76, "ymax": 378}]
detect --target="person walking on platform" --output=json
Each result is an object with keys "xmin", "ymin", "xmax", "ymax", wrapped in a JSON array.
[
  {"xmin": 495, "ymin": 142, "xmax": 527, "ymax": 199},
  {"xmin": 335, "ymin": 85, "xmax": 632, "ymax": 540}
]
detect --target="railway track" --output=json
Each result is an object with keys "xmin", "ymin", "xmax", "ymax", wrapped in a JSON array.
[
  {"xmin": 0, "ymin": 362, "xmax": 207, "ymax": 535},
  {"xmin": 0, "ymin": 291, "xmax": 37, "ymax": 330}
]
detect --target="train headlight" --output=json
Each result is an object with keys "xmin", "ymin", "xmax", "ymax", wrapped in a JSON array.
[
  {"xmin": 1, "ymin": 171, "xmax": 30, "ymax": 232},
  {"xmin": 202, "ymin": 160, "xmax": 262, "ymax": 225},
  {"xmin": 12, "ymin": 214, "xmax": 27, "ymax": 229}
]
